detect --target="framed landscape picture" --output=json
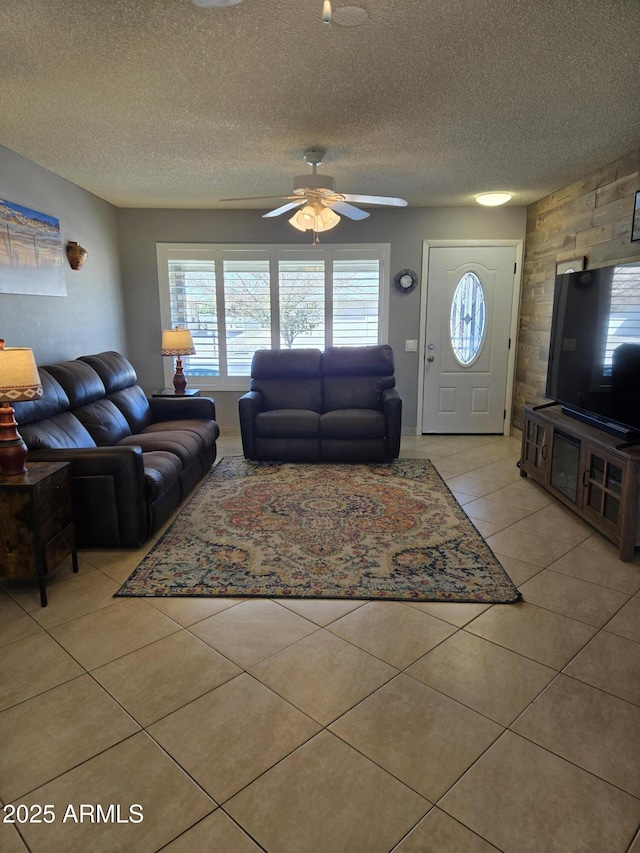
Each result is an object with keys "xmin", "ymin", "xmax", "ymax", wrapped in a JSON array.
[{"xmin": 0, "ymin": 198, "xmax": 67, "ymax": 296}]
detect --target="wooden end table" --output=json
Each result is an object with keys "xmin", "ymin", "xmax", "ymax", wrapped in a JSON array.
[
  {"xmin": 0, "ymin": 461, "xmax": 78, "ymax": 606},
  {"xmin": 152, "ymin": 389, "xmax": 201, "ymax": 397}
]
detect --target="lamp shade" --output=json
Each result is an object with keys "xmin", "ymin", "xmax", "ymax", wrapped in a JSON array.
[
  {"xmin": 161, "ymin": 327, "xmax": 196, "ymax": 356},
  {"xmin": 0, "ymin": 344, "xmax": 43, "ymax": 402}
]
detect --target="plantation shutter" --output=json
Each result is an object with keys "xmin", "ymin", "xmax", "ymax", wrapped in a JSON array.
[
  {"xmin": 167, "ymin": 258, "xmax": 218, "ymax": 376},
  {"xmin": 159, "ymin": 243, "xmax": 388, "ymax": 387},
  {"xmin": 332, "ymin": 258, "xmax": 380, "ymax": 345}
]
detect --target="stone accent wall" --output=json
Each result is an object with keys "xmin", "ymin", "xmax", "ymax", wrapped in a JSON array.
[{"xmin": 513, "ymin": 148, "xmax": 640, "ymax": 431}]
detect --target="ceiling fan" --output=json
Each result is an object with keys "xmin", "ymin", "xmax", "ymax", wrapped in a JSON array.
[{"xmin": 220, "ymin": 150, "xmax": 408, "ymax": 242}]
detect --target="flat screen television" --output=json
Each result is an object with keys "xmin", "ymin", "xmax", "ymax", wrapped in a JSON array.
[{"xmin": 546, "ymin": 260, "xmax": 640, "ymax": 441}]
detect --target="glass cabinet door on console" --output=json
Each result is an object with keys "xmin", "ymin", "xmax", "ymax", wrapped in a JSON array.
[
  {"xmin": 522, "ymin": 414, "xmax": 551, "ymax": 480},
  {"xmin": 582, "ymin": 445, "xmax": 625, "ymax": 537},
  {"xmin": 550, "ymin": 431, "xmax": 581, "ymax": 504}
]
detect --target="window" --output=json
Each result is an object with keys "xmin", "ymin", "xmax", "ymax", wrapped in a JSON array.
[
  {"xmin": 157, "ymin": 244, "xmax": 389, "ymax": 389},
  {"xmin": 603, "ymin": 265, "xmax": 640, "ymax": 375},
  {"xmin": 450, "ymin": 271, "xmax": 486, "ymax": 365}
]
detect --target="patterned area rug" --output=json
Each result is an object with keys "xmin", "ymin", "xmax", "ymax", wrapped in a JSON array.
[{"xmin": 116, "ymin": 457, "xmax": 520, "ymax": 603}]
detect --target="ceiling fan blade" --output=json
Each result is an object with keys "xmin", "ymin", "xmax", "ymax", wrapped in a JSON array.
[
  {"xmin": 219, "ymin": 195, "xmax": 296, "ymax": 202},
  {"xmin": 262, "ymin": 200, "xmax": 305, "ymax": 218},
  {"xmin": 326, "ymin": 200, "xmax": 370, "ymax": 220},
  {"xmin": 340, "ymin": 193, "xmax": 408, "ymax": 207}
]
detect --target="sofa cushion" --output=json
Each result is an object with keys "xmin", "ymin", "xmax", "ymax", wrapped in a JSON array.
[
  {"xmin": 73, "ymin": 399, "xmax": 132, "ymax": 445},
  {"xmin": 250, "ymin": 348, "xmax": 323, "ymax": 413},
  {"xmin": 78, "ymin": 352, "xmax": 155, "ymax": 433},
  {"xmin": 118, "ymin": 430, "xmax": 202, "ymax": 467},
  {"xmin": 19, "ymin": 412, "xmax": 97, "ymax": 450},
  {"xmin": 251, "ymin": 348, "xmax": 322, "ymax": 380},
  {"xmin": 13, "ymin": 369, "xmax": 70, "ymax": 425},
  {"xmin": 79, "ymin": 351, "xmax": 137, "ymax": 393},
  {"xmin": 108, "ymin": 385, "xmax": 154, "ymax": 433},
  {"xmin": 320, "ymin": 408, "xmax": 387, "ymax": 440},
  {"xmin": 255, "ymin": 409, "xmax": 320, "ymax": 440},
  {"xmin": 322, "ymin": 375, "xmax": 395, "ymax": 412},
  {"xmin": 44, "ymin": 359, "xmax": 106, "ymax": 408},
  {"xmin": 321, "ymin": 345, "xmax": 395, "ymax": 377},
  {"xmin": 252, "ymin": 379, "xmax": 323, "ymax": 413},
  {"xmin": 143, "ymin": 419, "xmax": 220, "ymax": 451},
  {"xmin": 321, "ymin": 345, "xmax": 396, "ymax": 412}
]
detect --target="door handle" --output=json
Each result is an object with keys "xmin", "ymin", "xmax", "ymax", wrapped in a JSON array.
[{"xmin": 427, "ymin": 355, "xmax": 435, "ymax": 362}]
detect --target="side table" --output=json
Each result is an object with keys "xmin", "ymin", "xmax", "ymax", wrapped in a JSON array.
[
  {"xmin": 152, "ymin": 389, "xmax": 201, "ymax": 398},
  {"xmin": 0, "ymin": 461, "xmax": 78, "ymax": 607}
]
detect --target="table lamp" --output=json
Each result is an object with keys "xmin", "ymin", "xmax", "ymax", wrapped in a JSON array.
[
  {"xmin": 0, "ymin": 341, "xmax": 43, "ymax": 475},
  {"xmin": 161, "ymin": 327, "xmax": 196, "ymax": 394}
]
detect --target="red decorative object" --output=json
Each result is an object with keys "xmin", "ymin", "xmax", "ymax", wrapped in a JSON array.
[{"xmin": 172, "ymin": 356, "xmax": 187, "ymax": 394}]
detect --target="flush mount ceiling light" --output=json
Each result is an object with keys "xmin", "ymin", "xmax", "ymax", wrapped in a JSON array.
[
  {"xmin": 476, "ymin": 192, "xmax": 512, "ymax": 206},
  {"xmin": 332, "ymin": 5, "xmax": 369, "ymax": 26},
  {"xmin": 191, "ymin": 0, "xmax": 244, "ymax": 7}
]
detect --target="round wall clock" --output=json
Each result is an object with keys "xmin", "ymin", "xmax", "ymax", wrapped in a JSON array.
[{"xmin": 394, "ymin": 269, "xmax": 419, "ymax": 294}]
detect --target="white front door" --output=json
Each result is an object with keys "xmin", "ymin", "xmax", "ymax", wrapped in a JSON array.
[{"xmin": 421, "ymin": 244, "xmax": 518, "ymax": 433}]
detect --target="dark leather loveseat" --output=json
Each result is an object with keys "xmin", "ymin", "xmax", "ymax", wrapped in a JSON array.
[
  {"xmin": 13, "ymin": 351, "xmax": 219, "ymax": 548},
  {"xmin": 239, "ymin": 344, "xmax": 402, "ymax": 462}
]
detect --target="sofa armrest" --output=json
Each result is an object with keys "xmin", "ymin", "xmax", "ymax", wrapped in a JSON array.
[
  {"xmin": 382, "ymin": 388, "xmax": 402, "ymax": 458},
  {"xmin": 149, "ymin": 396, "xmax": 216, "ymax": 422},
  {"xmin": 27, "ymin": 445, "xmax": 144, "ymax": 476},
  {"xmin": 26, "ymin": 446, "xmax": 149, "ymax": 548},
  {"xmin": 238, "ymin": 390, "xmax": 264, "ymax": 459}
]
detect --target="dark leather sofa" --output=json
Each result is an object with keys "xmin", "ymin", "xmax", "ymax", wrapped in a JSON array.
[
  {"xmin": 239, "ymin": 344, "xmax": 402, "ymax": 462},
  {"xmin": 13, "ymin": 351, "xmax": 219, "ymax": 548}
]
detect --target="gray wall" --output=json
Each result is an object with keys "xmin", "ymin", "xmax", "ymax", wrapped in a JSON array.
[
  {"xmin": 0, "ymin": 145, "xmax": 126, "ymax": 364},
  {"xmin": 119, "ymin": 206, "xmax": 527, "ymax": 432}
]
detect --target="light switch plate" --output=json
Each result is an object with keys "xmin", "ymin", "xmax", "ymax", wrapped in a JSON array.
[{"xmin": 405, "ymin": 339, "xmax": 418, "ymax": 352}]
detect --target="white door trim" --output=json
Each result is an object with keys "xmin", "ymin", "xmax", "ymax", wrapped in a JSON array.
[{"xmin": 416, "ymin": 239, "xmax": 524, "ymax": 436}]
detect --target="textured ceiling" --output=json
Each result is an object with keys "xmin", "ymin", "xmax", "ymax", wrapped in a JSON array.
[{"xmin": 1, "ymin": 0, "xmax": 639, "ymax": 209}]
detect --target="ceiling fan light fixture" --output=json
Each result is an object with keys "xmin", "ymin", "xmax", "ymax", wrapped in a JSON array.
[
  {"xmin": 289, "ymin": 202, "xmax": 340, "ymax": 235},
  {"xmin": 316, "ymin": 206, "xmax": 341, "ymax": 231},
  {"xmin": 289, "ymin": 204, "xmax": 316, "ymax": 231},
  {"xmin": 476, "ymin": 192, "xmax": 512, "ymax": 206}
]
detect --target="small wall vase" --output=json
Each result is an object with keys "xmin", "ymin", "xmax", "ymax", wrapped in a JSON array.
[{"xmin": 66, "ymin": 241, "xmax": 88, "ymax": 270}]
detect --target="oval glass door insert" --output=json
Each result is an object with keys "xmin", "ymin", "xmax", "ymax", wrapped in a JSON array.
[{"xmin": 450, "ymin": 272, "xmax": 486, "ymax": 365}]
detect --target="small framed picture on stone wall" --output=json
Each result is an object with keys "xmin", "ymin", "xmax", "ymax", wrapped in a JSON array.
[{"xmin": 632, "ymin": 190, "xmax": 640, "ymax": 242}]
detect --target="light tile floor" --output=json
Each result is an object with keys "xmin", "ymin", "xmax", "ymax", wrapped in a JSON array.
[{"xmin": 1, "ymin": 433, "xmax": 640, "ymax": 853}]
